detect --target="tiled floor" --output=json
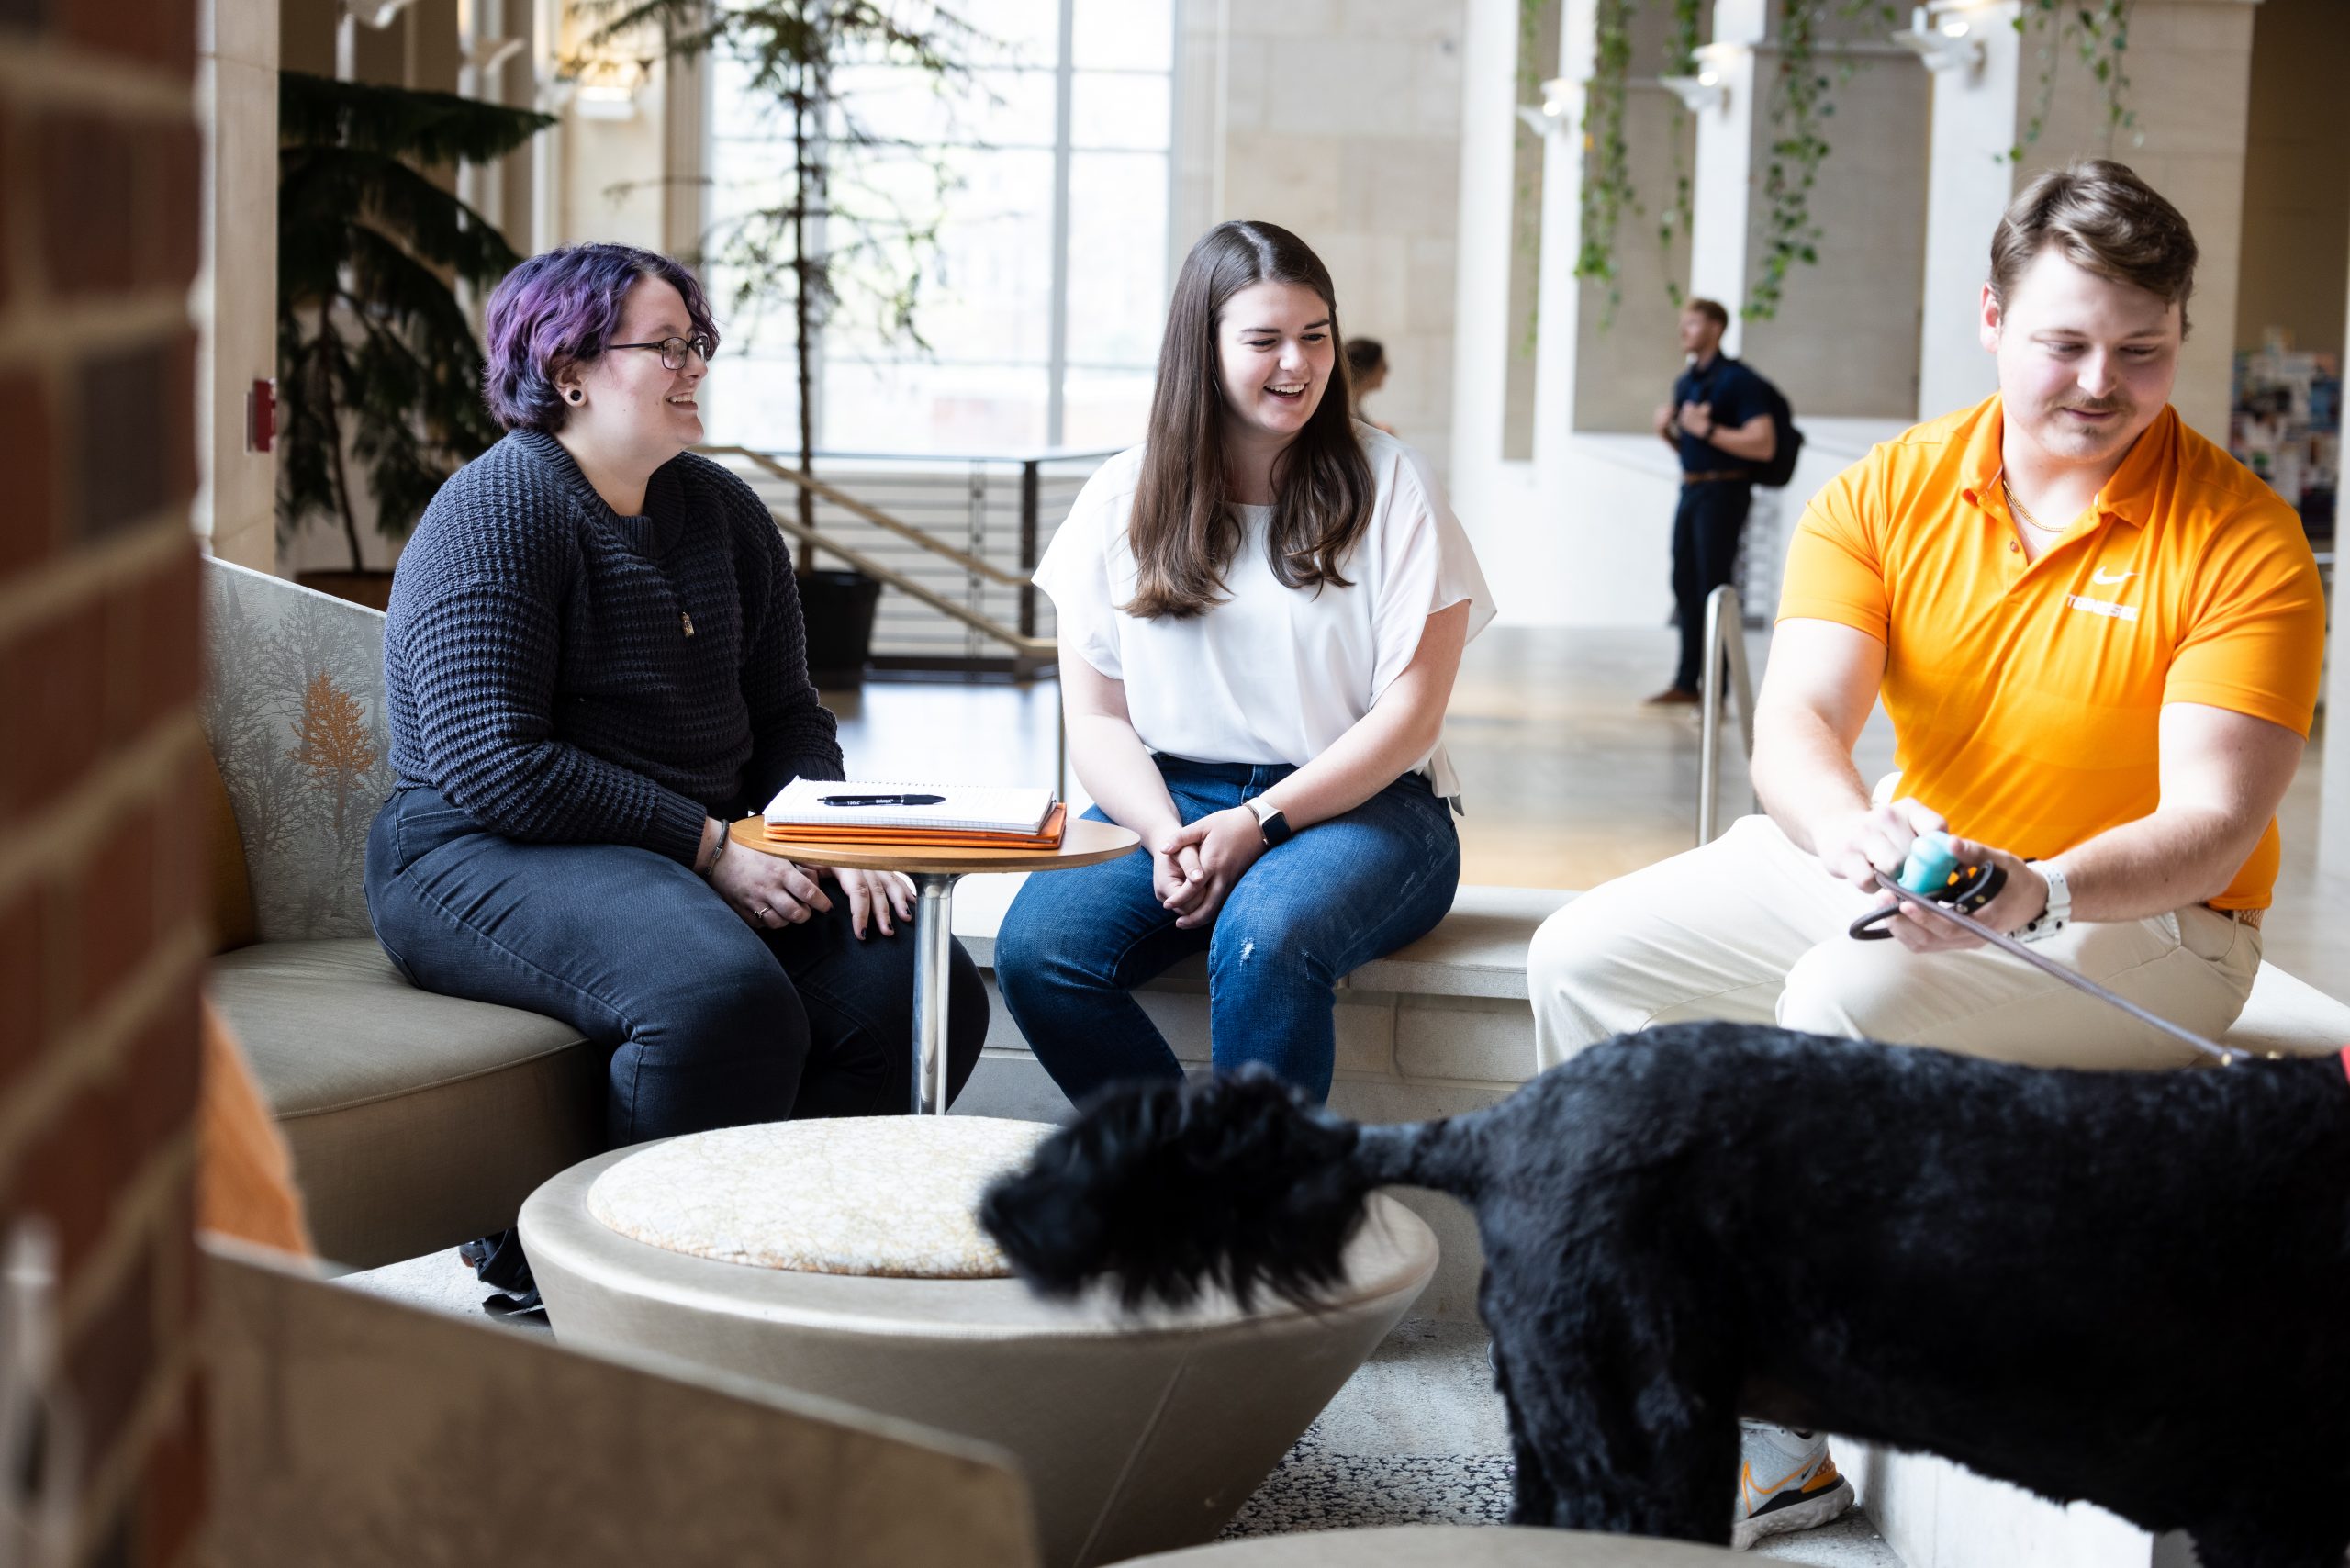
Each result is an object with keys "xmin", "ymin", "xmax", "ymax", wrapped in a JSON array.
[{"xmin": 824, "ymin": 623, "xmax": 2350, "ymax": 1005}]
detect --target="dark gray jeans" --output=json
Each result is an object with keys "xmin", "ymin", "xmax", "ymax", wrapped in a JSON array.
[{"xmin": 364, "ymin": 785, "xmax": 988, "ymax": 1148}]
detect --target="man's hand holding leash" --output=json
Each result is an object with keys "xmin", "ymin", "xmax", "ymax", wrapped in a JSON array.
[{"xmin": 1817, "ymin": 799, "xmax": 2050, "ymax": 951}]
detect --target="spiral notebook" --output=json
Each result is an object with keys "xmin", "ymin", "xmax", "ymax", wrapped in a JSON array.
[{"xmin": 763, "ymin": 779, "xmax": 1060, "ymax": 839}]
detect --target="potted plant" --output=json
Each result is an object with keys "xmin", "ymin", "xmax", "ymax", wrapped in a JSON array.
[
  {"xmin": 578, "ymin": 0, "xmax": 990, "ymax": 682},
  {"xmin": 277, "ymin": 72, "xmax": 554, "ymax": 606}
]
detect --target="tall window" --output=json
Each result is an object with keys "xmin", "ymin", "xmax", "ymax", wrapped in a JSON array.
[{"xmin": 703, "ymin": 0, "xmax": 1175, "ymax": 455}]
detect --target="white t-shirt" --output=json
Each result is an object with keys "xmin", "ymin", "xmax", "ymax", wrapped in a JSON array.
[{"xmin": 1034, "ymin": 424, "xmax": 1495, "ymax": 799}]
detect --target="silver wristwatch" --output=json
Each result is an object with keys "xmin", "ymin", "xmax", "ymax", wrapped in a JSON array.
[{"xmin": 2018, "ymin": 863, "xmax": 2069, "ymax": 943}]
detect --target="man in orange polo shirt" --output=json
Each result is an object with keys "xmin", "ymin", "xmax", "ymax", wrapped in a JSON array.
[{"xmin": 1527, "ymin": 160, "xmax": 2324, "ymax": 1547}]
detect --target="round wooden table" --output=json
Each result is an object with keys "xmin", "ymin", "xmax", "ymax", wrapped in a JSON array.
[{"xmin": 729, "ymin": 815, "xmax": 1142, "ymax": 1114}]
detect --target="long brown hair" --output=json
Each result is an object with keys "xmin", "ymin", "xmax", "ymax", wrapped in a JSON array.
[{"xmin": 1123, "ymin": 221, "xmax": 1374, "ymax": 620}]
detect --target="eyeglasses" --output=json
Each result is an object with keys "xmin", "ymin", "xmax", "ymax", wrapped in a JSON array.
[{"xmin": 608, "ymin": 333, "xmax": 715, "ymax": 372}]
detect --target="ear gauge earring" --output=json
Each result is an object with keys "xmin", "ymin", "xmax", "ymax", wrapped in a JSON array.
[{"xmin": 566, "ymin": 388, "xmax": 585, "ymax": 405}]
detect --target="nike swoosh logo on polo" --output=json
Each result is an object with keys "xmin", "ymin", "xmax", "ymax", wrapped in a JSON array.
[{"xmin": 2091, "ymin": 567, "xmax": 2135, "ymax": 585}]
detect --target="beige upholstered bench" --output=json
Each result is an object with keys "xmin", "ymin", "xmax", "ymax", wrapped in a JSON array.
[
  {"xmin": 200, "ymin": 558, "xmax": 599, "ymax": 1271},
  {"xmin": 520, "ymin": 1115, "xmax": 1438, "ymax": 1568}
]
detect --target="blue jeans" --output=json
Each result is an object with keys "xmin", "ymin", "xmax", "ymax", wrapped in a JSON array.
[
  {"xmin": 364, "ymin": 785, "xmax": 988, "ymax": 1148},
  {"xmin": 993, "ymin": 758, "xmax": 1460, "ymax": 1106}
]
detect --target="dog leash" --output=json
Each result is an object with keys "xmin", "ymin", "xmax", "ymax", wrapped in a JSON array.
[{"xmin": 1863, "ymin": 877, "xmax": 2262, "ymax": 1069}]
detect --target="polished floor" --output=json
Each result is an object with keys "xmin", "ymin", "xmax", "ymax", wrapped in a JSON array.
[{"xmin": 825, "ymin": 624, "xmax": 2350, "ymax": 1005}]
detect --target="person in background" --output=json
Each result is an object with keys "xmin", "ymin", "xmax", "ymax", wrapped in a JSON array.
[
  {"xmin": 993, "ymin": 221, "xmax": 1493, "ymax": 1108},
  {"xmin": 1346, "ymin": 336, "xmax": 1397, "ymax": 434},
  {"xmin": 1648, "ymin": 297, "xmax": 1776, "ymax": 704}
]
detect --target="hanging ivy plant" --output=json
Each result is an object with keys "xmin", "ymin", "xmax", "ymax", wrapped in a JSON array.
[
  {"xmin": 1653, "ymin": 0, "xmax": 1705, "ymax": 306},
  {"xmin": 1743, "ymin": 0, "xmax": 1828, "ymax": 321},
  {"xmin": 1571, "ymin": 0, "xmax": 1639, "ymax": 323},
  {"xmin": 2012, "ymin": 0, "xmax": 2138, "ymax": 161}
]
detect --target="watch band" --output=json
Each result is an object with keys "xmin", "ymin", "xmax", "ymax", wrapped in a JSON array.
[
  {"xmin": 1244, "ymin": 798, "xmax": 1293, "ymax": 848},
  {"xmin": 2019, "ymin": 863, "xmax": 2069, "ymax": 943}
]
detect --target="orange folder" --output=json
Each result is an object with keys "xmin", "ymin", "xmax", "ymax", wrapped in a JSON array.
[{"xmin": 766, "ymin": 802, "xmax": 1069, "ymax": 851}]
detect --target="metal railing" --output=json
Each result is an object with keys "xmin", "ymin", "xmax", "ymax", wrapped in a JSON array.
[
  {"xmin": 1696, "ymin": 584, "xmax": 1759, "ymax": 846},
  {"xmin": 699, "ymin": 444, "xmax": 1120, "ymax": 677}
]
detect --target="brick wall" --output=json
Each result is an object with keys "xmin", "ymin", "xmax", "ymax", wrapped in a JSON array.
[{"xmin": 0, "ymin": 0, "xmax": 209, "ymax": 1563}]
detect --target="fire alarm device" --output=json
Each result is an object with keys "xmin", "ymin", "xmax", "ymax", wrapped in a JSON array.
[{"xmin": 247, "ymin": 377, "xmax": 276, "ymax": 454}]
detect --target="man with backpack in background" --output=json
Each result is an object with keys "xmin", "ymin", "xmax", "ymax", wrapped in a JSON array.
[{"xmin": 1648, "ymin": 297, "xmax": 1788, "ymax": 704}]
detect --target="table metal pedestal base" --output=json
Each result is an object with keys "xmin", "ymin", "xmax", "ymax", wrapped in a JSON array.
[{"xmin": 910, "ymin": 872, "xmax": 961, "ymax": 1114}]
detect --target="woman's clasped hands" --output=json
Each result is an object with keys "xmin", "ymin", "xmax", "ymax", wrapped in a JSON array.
[{"xmin": 1153, "ymin": 807, "xmax": 1270, "ymax": 930}]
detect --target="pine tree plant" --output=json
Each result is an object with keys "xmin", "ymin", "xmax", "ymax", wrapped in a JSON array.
[
  {"xmin": 573, "ymin": 0, "xmax": 988, "ymax": 551},
  {"xmin": 277, "ymin": 71, "xmax": 555, "ymax": 570}
]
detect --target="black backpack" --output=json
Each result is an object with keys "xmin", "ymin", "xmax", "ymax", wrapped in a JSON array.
[{"xmin": 1748, "ymin": 368, "xmax": 1804, "ymax": 488}]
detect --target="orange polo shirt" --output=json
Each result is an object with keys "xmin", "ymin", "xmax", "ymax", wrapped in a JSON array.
[{"xmin": 1777, "ymin": 394, "xmax": 2324, "ymax": 909}]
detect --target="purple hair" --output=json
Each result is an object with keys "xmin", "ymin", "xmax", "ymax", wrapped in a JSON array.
[{"xmin": 480, "ymin": 243, "xmax": 721, "ymax": 432}]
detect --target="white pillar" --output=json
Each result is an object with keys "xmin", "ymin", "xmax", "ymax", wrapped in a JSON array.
[
  {"xmin": 1446, "ymin": 0, "xmax": 1522, "ymax": 490},
  {"xmin": 1528, "ymin": 0, "xmax": 1598, "ymax": 466},
  {"xmin": 2322, "ymin": 175, "xmax": 2350, "ymax": 877},
  {"xmin": 1684, "ymin": 0, "xmax": 1765, "ymax": 355},
  {"xmin": 194, "ymin": 0, "xmax": 280, "ymax": 574},
  {"xmin": 660, "ymin": 48, "xmax": 707, "ymax": 261},
  {"xmin": 1916, "ymin": 0, "xmax": 2023, "ymax": 420}
]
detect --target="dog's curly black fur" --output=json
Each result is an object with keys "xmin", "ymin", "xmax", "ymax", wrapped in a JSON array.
[{"xmin": 979, "ymin": 1023, "xmax": 2350, "ymax": 1567}]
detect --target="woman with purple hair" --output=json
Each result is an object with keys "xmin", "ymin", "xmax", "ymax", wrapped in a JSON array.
[{"xmin": 364, "ymin": 243, "xmax": 988, "ymax": 1293}]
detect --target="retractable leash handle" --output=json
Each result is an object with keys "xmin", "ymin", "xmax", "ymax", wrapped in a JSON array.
[
  {"xmin": 1850, "ymin": 845, "xmax": 2254, "ymax": 1069},
  {"xmin": 1848, "ymin": 831, "xmax": 2005, "ymax": 942}
]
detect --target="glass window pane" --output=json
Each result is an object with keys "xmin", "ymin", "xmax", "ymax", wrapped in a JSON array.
[
  {"xmin": 1059, "ymin": 367, "xmax": 1156, "ymax": 451},
  {"xmin": 1073, "ymin": 0, "xmax": 1171, "ymax": 72},
  {"xmin": 938, "ymin": 0, "xmax": 1061, "ymax": 65},
  {"xmin": 829, "ymin": 64, "xmax": 1056, "ymax": 149},
  {"xmin": 1064, "ymin": 151, "xmax": 1169, "ymax": 368},
  {"xmin": 1070, "ymin": 72, "xmax": 1169, "ymax": 151},
  {"xmin": 702, "ymin": 351, "xmax": 803, "ymax": 452},
  {"xmin": 826, "ymin": 147, "xmax": 1057, "ymax": 365},
  {"xmin": 822, "ymin": 360, "xmax": 1049, "ymax": 452}
]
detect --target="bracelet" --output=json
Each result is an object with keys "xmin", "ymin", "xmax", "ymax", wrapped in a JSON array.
[{"xmin": 700, "ymin": 823, "xmax": 730, "ymax": 878}]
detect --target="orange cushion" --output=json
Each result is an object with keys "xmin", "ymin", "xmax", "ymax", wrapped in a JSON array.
[{"xmin": 200, "ymin": 747, "xmax": 259, "ymax": 951}]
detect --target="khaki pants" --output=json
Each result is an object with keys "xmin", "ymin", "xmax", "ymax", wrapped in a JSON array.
[{"xmin": 1528, "ymin": 815, "xmax": 2263, "ymax": 1070}]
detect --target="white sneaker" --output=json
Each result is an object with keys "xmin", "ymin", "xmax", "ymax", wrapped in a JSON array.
[{"xmin": 1731, "ymin": 1420, "xmax": 1854, "ymax": 1550}]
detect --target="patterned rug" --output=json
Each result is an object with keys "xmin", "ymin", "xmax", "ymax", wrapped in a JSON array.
[{"xmin": 1224, "ymin": 1427, "xmax": 1516, "ymax": 1536}]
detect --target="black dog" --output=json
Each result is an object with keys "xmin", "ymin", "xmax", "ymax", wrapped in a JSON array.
[{"xmin": 979, "ymin": 1024, "xmax": 2350, "ymax": 1568}]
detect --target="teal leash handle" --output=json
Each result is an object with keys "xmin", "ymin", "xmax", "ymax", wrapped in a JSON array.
[{"xmin": 1867, "ymin": 877, "xmax": 2251, "ymax": 1069}]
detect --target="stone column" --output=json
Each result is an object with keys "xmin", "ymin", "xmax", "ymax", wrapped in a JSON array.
[
  {"xmin": 195, "ymin": 0, "xmax": 279, "ymax": 572},
  {"xmin": 660, "ymin": 46, "xmax": 706, "ymax": 262},
  {"xmin": 1916, "ymin": 0, "xmax": 2261, "ymax": 435},
  {"xmin": 1684, "ymin": 0, "xmax": 1765, "ymax": 355},
  {"xmin": 1916, "ymin": 0, "xmax": 2024, "ymax": 421},
  {"xmin": 2322, "ymin": 181, "xmax": 2350, "ymax": 877}
]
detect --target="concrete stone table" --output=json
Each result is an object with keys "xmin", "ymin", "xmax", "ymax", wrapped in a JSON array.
[{"xmin": 521, "ymin": 1115, "xmax": 1439, "ymax": 1568}]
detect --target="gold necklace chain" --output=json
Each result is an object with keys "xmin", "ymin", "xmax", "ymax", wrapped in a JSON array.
[{"xmin": 2001, "ymin": 476, "xmax": 2065, "ymax": 534}]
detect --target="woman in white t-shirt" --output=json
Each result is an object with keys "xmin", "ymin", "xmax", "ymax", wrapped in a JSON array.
[{"xmin": 993, "ymin": 220, "xmax": 1494, "ymax": 1105}]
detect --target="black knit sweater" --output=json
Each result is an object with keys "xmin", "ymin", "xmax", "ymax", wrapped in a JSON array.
[{"xmin": 384, "ymin": 429, "xmax": 844, "ymax": 866}]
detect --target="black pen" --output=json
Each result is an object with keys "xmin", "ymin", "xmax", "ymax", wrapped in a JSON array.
[{"xmin": 819, "ymin": 792, "xmax": 946, "ymax": 807}]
